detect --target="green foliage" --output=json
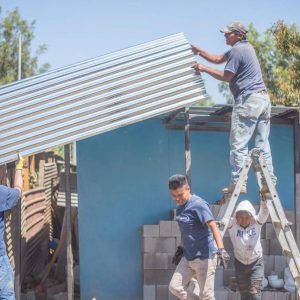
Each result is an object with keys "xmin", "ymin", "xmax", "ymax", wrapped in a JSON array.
[
  {"xmin": 0, "ymin": 6, "xmax": 49, "ymax": 84},
  {"xmin": 218, "ymin": 21, "xmax": 300, "ymax": 106}
]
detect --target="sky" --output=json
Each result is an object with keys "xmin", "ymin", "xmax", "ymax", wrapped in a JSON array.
[{"xmin": 1, "ymin": 0, "xmax": 300, "ymax": 104}]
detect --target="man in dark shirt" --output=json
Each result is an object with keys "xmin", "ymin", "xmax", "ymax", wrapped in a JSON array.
[
  {"xmin": 0, "ymin": 156, "xmax": 24, "ymax": 299},
  {"xmin": 191, "ymin": 21, "xmax": 277, "ymax": 195},
  {"xmin": 168, "ymin": 174, "xmax": 229, "ymax": 300}
]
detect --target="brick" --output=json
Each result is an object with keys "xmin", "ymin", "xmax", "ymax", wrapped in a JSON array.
[
  {"xmin": 142, "ymin": 225, "xmax": 159, "ymax": 237},
  {"xmin": 143, "ymin": 237, "xmax": 176, "ymax": 253},
  {"xmin": 143, "ymin": 285, "xmax": 155, "ymax": 300},
  {"xmin": 264, "ymin": 255, "xmax": 275, "ymax": 276},
  {"xmin": 265, "ymin": 223, "xmax": 277, "ymax": 239},
  {"xmin": 143, "ymin": 253, "xmax": 168, "ymax": 270},
  {"xmin": 171, "ymin": 221, "xmax": 180, "ymax": 237},
  {"xmin": 274, "ymin": 255, "xmax": 287, "ymax": 277},
  {"xmin": 269, "ymin": 239, "xmax": 282, "ymax": 255},
  {"xmin": 156, "ymin": 285, "xmax": 169, "ymax": 300},
  {"xmin": 160, "ymin": 221, "xmax": 172, "ymax": 237}
]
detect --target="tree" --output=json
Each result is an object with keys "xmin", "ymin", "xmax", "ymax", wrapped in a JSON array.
[
  {"xmin": 0, "ymin": 7, "xmax": 49, "ymax": 84},
  {"xmin": 218, "ymin": 22, "xmax": 300, "ymax": 106}
]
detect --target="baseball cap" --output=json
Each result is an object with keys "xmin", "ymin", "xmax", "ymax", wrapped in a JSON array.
[{"xmin": 220, "ymin": 21, "xmax": 248, "ymax": 34}]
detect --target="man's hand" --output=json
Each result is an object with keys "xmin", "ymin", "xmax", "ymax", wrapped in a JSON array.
[
  {"xmin": 191, "ymin": 44, "xmax": 201, "ymax": 55},
  {"xmin": 217, "ymin": 248, "xmax": 230, "ymax": 269},
  {"xmin": 15, "ymin": 154, "xmax": 25, "ymax": 170},
  {"xmin": 172, "ymin": 246, "xmax": 183, "ymax": 266},
  {"xmin": 193, "ymin": 63, "xmax": 206, "ymax": 73}
]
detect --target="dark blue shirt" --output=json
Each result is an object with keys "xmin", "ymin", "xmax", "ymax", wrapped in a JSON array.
[
  {"xmin": 176, "ymin": 194, "xmax": 217, "ymax": 260},
  {"xmin": 0, "ymin": 185, "xmax": 20, "ymax": 256},
  {"xmin": 224, "ymin": 41, "xmax": 266, "ymax": 100}
]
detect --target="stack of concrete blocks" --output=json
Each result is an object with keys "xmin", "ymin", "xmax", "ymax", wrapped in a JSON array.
[{"xmin": 142, "ymin": 206, "xmax": 296, "ymax": 300}]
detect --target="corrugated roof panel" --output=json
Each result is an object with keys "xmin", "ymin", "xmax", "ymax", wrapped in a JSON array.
[{"xmin": 0, "ymin": 33, "xmax": 208, "ymax": 164}]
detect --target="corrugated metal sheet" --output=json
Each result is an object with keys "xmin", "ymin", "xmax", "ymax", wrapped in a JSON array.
[{"xmin": 0, "ymin": 33, "xmax": 207, "ymax": 164}]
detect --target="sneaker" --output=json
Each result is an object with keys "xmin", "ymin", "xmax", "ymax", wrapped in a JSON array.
[{"xmin": 222, "ymin": 184, "xmax": 247, "ymax": 194}]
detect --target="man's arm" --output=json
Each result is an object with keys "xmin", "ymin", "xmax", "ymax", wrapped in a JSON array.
[
  {"xmin": 257, "ymin": 200, "xmax": 269, "ymax": 225},
  {"xmin": 191, "ymin": 45, "xmax": 227, "ymax": 64},
  {"xmin": 14, "ymin": 156, "xmax": 24, "ymax": 196},
  {"xmin": 193, "ymin": 64, "xmax": 234, "ymax": 82},
  {"xmin": 207, "ymin": 220, "xmax": 224, "ymax": 249}
]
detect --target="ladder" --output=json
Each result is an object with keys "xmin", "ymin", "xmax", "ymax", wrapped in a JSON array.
[{"xmin": 216, "ymin": 149, "xmax": 300, "ymax": 297}]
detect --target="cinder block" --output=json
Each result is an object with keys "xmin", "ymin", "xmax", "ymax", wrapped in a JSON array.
[
  {"xmin": 144, "ymin": 270, "xmax": 174, "ymax": 285},
  {"xmin": 265, "ymin": 223, "xmax": 277, "ymax": 239},
  {"xmin": 142, "ymin": 225, "xmax": 159, "ymax": 237},
  {"xmin": 223, "ymin": 237, "xmax": 234, "ymax": 256},
  {"xmin": 168, "ymin": 291, "xmax": 178, "ymax": 300},
  {"xmin": 284, "ymin": 209, "xmax": 295, "ymax": 224},
  {"xmin": 215, "ymin": 267, "xmax": 224, "ymax": 289},
  {"xmin": 143, "ymin": 253, "xmax": 168, "ymax": 270},
  {"xmin": 168, "ymin": 254, "xmax": 176, "ymax": 270},
  {"xmin": 214, "ymin": 288, "xmax": 229, "ymax": 300},
  {"xmin": 264, "ymin": 255, "xmax": 275, "ymax": 276},
  {"xmin": 143, "ymin": 237, "xmax": 159, "ymax": 253},
  {"xmin": 160, "ymin": 221, "xmax": 172, "ymax": 237},
  {"xmin": 261, "ymin": 239, "xmax": 270, "ymax": 255},
  {"xmin": 274, "ymin": 255, "xmax": 287, "ymax": 277},
  {"xmin": 223, "ymin": 269, "xmax": 235, "ymax": 287},
  {"xmin": 143, "ymin": 237, "xmax": 176, "ymax": 253},
  {"xmin": 156, "ymin": 285, "xmax": 169, "ymax": 300},
  {"xmin": 171, "ymin": 221, "xmax": 180, "ymax": 237},
  {"xmin": 269, "ymin": 239, "xmax": 282, "ymax": 255},
  {"xmin": 175, "ymin": 237, "xmax": 181, "ymax": 247},
  {"xmin": 143, "ymin": 285, "xmax": 155, "ymax": 300},
  {"xmin": 261, "ymin": 223, "xmax": 266, "ymax": 239}
]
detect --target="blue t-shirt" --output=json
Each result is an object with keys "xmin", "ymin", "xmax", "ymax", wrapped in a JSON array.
[
  {"xmin": 224, "ymin": 41, "xmax": 266, "ymax": 100},
  {"xmin": 0, "ymin": 185, "xmax": 20, "ymax": 256},
  {"xmin": 176, "ymin": 194, "xmax": 217, "ymax": 260}
]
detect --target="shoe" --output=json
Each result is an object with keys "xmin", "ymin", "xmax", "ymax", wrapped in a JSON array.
[
  {"xmin": 222, "ymin": 184, "xmax": 247, "ymax": 194},
  {"xmin": 260, "ymin": 184, "xmax": 269, "ymax": 194}
]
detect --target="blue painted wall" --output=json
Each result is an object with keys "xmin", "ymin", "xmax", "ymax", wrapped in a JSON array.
[{"xmin": 77, "ymin": 119, "xmax": 294, "ymax": 300}]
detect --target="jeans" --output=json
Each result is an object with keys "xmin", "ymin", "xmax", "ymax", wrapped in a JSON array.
[
  {"xmin": 169, "ymin": 255, "xmax": 217, "ymax": 300},
  {"xmin": 0, "ymin": 255, "xmax": 15, "ymax": 300},
  {"xmin": 230, "ymin": 92, "xmax": 277, "ymax": 185},
  {"xmin": 235, "ymin": 257, "xmax": 264, "ymax": 300}
]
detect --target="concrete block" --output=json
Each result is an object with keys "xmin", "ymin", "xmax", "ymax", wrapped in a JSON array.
[
  {"xmin": 265, "ymin": 223, "xmax": 277, "ymax": 239},
  {"xmin": 171, "ymin": 221, "xmax": 180, "ymax": 237},
  {"xmin": 223, "ymin": 269, "xmax": 235, "ymax": 287},
  {"xmin": 261, "ymin": 223, "xmax": 266, "ymax": 239},
  {"xmin": 142, "ymin": 225, "xmax": 159, "ymax": 237},
  {"xmin": 168, "ymin": 291, "xmax": 178, "ymax": 300},
  {"xmin": 269, "ymin": 239, "xmax": 282, "ymax": 255},
  {"xmin": 156, "ymin": 285, "xmax": 169, "ymax": 300},
  {"xmin": 143, "ymin": 285, "xmax": 155, "ymax": 300},
  {"xmin": 285, "ymin": 209, "xmax": 295, "ymax": 224},
  {"xmin": 215, "ymin": 267, "xmax": 224, "ymax": 289},
  {"xmin": 261, "ymin": 239, "xmax": 270, "ymax": 255},
  {"xmin": 168, "ymin": 254, "xmax": 176, "ymax": 270},
  {"xmin": 144, "ymin": 253, "xmax": 169, "ymax": 270},
  {"xmin": 160, "ymin": 221, "xmax": 172, "ymax": 237},
  {"xmin": 144, "ymin": 270, "xmax": 174, "ymax": 285},
  {"xmin": 274, "ymin": 255, "xmax": 287, "ymax": 277},
  {"xmin": 175, "ymin": 237, "xmax": 181, "ymax": 247},
  {"xmin": 215, "ymin": 288, "xmax": 229, "ymax": 300},
  {"xmin": 143, "ymin": 237, "xmax": 176, "ymax": 253},
  {"xmin": 264, "ymin": 255, "xmax": 275, "ymax": 276},
  {"xmin": 223, "ymin": 237, "xmax": 234, "ymax": 256}
]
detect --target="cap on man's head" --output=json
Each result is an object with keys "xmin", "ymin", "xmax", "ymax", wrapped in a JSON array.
[{"xmin": 220, "ymin": 21, "xmax": 248, "ymax": 34}]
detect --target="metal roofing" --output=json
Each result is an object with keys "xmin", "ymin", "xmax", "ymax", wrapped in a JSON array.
[{"xmin": 0, "ymin": 33, "xmax": 207, "ymax": 164}]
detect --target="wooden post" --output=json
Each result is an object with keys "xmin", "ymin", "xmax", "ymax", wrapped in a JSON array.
[
  {"xmin": 184, "ymin": 107, "xmax": 192, "ymax": 188},
  {"xmin": 294, "ymin": 111, "xmax": 300, "ymax": 246},
  {"xmin": 64, "ymin": 144, "xmax": 74, "ymax": 300}
]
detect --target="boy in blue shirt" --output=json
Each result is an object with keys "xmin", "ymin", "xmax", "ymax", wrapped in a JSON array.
[{"xmin": 168, "ymin": 174, "xmax": 229, "ymax": 300}]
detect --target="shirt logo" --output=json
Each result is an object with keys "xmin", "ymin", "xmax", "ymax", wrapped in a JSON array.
[
  {"xmin": 237, "ymin": 228, "xmax": 256, "ymax": 237},
  {"xmin": 176, "ymin": 215, "xmax": 190, "ymax": 222}
]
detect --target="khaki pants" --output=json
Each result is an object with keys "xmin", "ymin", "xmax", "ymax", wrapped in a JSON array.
[{"xmin": 169, "ymin": 255, "xmax": 217, "ymax": 300}]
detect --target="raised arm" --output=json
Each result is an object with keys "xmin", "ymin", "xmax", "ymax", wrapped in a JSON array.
[
  {"xmin": 191, "ymin": 45, "xmax": 227, "ymax": 64},
  {"xmin": 256, "ymin": 200, "xmax": 269, "ymax": 225}
]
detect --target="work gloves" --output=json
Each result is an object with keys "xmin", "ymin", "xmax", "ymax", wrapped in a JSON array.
[
  {"xmin": 15, "ymin": 154, "xmax": 25, "ymax": 170},
  {"xmin": 217, "ymin": 248, "xmax": 230, "ymax": 269},
  {"xmin": 172, "ymin": 246, "xmax": 183, "ymax": 266}
]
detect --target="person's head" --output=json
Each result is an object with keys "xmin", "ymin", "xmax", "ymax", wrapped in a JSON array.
[
  {"xmin": 168, "ymin": 174, "xmax": 191, "ymax": 205},
  {"xmin": 235, "ymin": 200, "xmax": 255, "ymax": 228},
  {"xmin": 220, "ymin": 21, "xmax": 248, "ymax": 46}
]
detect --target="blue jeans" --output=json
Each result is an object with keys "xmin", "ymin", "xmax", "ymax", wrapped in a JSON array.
[
  {"xmin": 0, "ymin": 255, "xmax": 15, "ymax": 300},
  {"xmin": 230, "ymin": 92, "xmax": 277, "ymax": 185}
]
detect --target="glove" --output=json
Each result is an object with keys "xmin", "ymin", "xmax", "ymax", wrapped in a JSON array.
[
  {"xmin": 172, "ymin": 246, "xmax": 183, "ymax": 266},
  {"xmin": 217, "ymin": 248, "xmax": 230, "ymax": 269},
  {"xmin": 15, "ymin": 154, "xmax": 25, "ymax": 170}
]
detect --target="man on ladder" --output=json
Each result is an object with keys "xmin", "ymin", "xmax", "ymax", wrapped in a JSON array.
[{"xmin": 191, "ymin": 21, "xmax": 277, "ymax": 194}]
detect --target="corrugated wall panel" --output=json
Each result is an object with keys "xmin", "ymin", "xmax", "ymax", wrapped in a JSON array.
[{"xmin": 0, "ymin": 33, "xmax": 207, "ymax": 164}]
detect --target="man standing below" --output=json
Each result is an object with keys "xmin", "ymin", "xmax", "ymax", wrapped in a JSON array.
[
  {"xmin": 0, "ymin": 156, "xmax": 24, "ymax": 299},
  {"xmin": 192, "ymin": 21, "xmax": 277, "ymax": 194},
  {"xmin": 168, "ymin": 174, "xmax": 229, "ymax": 300}
]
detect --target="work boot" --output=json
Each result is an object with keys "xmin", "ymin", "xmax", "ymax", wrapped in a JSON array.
[{"xmin": 222, "ymin": 184, "xmax": 247, "ymax": 194}]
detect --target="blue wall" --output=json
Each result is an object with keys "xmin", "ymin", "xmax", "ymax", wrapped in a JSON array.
[{"xmin": 77, "ymin": 119, "xmax": 294, "ymax": 300}]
